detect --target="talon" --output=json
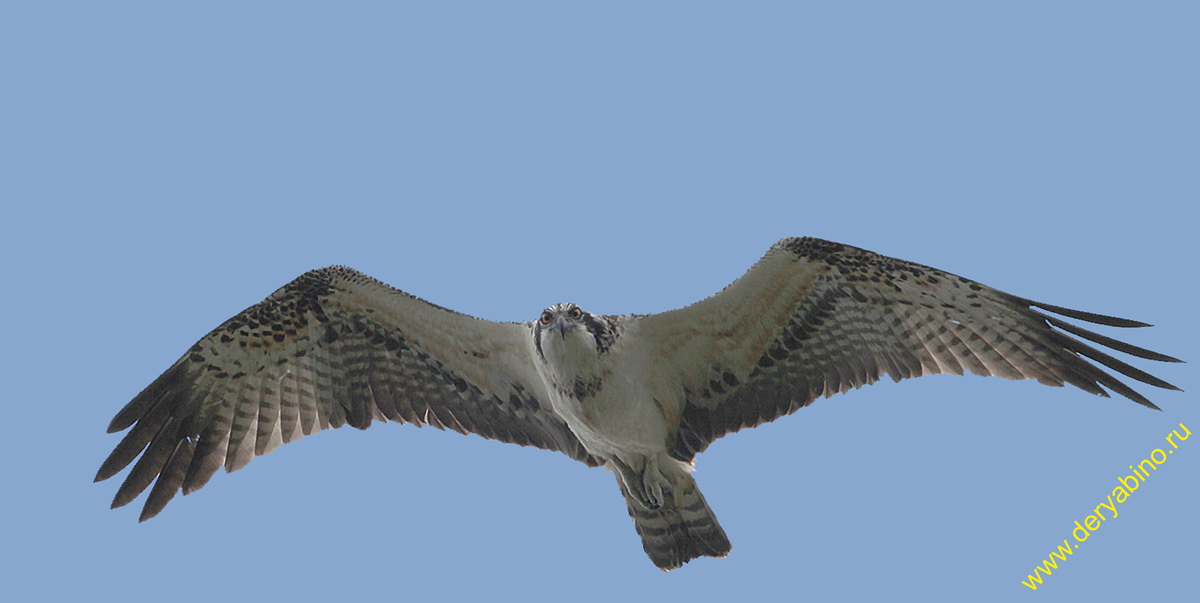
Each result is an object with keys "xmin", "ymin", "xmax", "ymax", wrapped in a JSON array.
[
  {"xmin": 612, "ymin": 456, "xmax": 674, "ymax": 510},
  {"xmin": 643, "ymin": 470, "xmax": 669, "ymax": 509},
  {"xmin": 640, "ymin": 488, "xmax": 662, "ymax": 510},
  {"xmin": 632, "ymin": 474, "xmax": 662, "ymax": 510}
]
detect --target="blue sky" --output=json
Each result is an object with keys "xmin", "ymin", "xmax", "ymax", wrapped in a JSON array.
[{"xmin": 3, "ymin": 2, "xmax": 1196, "ymax": 601}]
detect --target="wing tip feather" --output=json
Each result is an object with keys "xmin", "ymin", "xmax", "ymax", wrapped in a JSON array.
[{"xmin": 1018, "ymin": 296, "xmax": 1156, "ymax": 329}]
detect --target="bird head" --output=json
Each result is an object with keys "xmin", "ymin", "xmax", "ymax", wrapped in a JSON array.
[
  {"xmin": 539, "ymin": 303, "xmax": 587, "ymax": 340},
  {"xmin": 533, "ymin": 302, "xmax": 619, "ymax": 373}
]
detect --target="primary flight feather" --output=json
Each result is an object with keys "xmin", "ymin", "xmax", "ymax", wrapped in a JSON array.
[{"xmin": 96, "ymin": 237, "xmax": 1182, "ymax": 570}]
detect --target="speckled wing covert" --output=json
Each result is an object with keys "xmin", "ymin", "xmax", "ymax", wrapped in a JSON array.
[
  {"xmin": 96, "ymin": 267, "xmax": 598, "ymax": 521},
  {"xmin": 629, "ymin": 237, "xmax": 1183, "ymax": 462}
]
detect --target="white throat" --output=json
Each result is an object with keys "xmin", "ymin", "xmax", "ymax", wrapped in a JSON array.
[{"xmin": 539, "ymin": 320, "xmax": 600, "ymax": 389}]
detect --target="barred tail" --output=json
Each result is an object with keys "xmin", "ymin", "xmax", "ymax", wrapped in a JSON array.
[{"xmin": 617, "ymin": 470, "xmax": 731, "ymax": 570}]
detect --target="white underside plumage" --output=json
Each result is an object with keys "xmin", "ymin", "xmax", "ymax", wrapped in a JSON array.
[{"xmin": 97, "ymin": 237, "xmax": 1180, "ymax": 571}]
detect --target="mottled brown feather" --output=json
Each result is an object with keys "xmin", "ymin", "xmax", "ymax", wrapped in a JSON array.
[
  {"xmin": 647, "ymin": 237, "xmax": 1182, "ymax": 461},
  {"xmin": 98, "ymin": 266, "xmax": 599, "ymax": 520}
]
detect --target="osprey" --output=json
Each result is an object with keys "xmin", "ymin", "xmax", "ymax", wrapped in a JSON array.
[{"xmin": 96, "ymin": 237, "xmax": 1182, "ymax": 570}]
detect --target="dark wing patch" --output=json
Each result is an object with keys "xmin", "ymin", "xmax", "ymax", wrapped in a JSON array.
[
  {"xmin": 97, "ymin": 266, "xmax": 598, "ymax": 522},
  {"xmin": 651, "ymin": 237, "xmax": 1182, "ymax": 462}
]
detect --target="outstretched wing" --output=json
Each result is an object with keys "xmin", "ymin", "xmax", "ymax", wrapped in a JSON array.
[
  {"xmin": 631, "ymin": 237, "xmax": 1183, "ymax": 462},
  {"xmin": 97, "ymin": 266, "xmax": 598, "ymax": 521}
]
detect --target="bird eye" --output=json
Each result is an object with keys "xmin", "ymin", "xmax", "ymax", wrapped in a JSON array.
[
  {"xmin": 568, "ymin": 308, "xmax": 582, "ymax": 320},
  {"xmin": 540, "ymin": 311, "xmax": 553, "ymax": 325}
]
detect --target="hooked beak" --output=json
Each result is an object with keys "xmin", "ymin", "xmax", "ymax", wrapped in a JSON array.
[{"xmin": 553, "ymin": 316, "xmax": 572, "ymax": 340}]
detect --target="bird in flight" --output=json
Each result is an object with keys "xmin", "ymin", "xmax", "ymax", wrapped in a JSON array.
[{"xmin": 96, "ymin": 237, "xmax": 1182, "ymax": 570}]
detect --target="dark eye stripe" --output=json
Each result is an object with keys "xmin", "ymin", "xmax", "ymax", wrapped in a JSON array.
[{"xmin": 580, "ymin": 313, "xmax": 619, "ymax": 354}]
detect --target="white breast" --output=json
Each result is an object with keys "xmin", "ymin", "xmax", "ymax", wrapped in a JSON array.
[{"xmin": 531, "ymin": 320, "xmax": 673, "ymax": 458}]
